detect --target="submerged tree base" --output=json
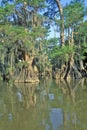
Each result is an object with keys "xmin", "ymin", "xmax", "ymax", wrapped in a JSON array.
[
  {"xmin": 14, "ymin": 78, "xmax": 39, "ymax": 83},
  {"xmin": 14, "ymin": 67, "xmax": 39, "ymax": 83},
  {"xmin": 52, "ymin": 60, "xmax": 87, "ymax": 81}
]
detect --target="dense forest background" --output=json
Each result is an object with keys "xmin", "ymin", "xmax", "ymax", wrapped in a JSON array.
[{"xmin": 0, "ymin": 0, "xmax": 87, "ymax": 83}]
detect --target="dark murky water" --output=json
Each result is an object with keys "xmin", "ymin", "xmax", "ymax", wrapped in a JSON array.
[{"xmin": 0, "ymin": 78, "xmax": 87, "ymax": 130}]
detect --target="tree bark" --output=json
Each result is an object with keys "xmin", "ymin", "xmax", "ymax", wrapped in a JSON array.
[{"xmin": 55, "ymin": 0, "xmax": 65, "ymax": 45}]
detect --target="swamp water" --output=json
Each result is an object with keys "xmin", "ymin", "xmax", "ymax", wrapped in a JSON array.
[{"xmin": 0, "ymin": 78, "xmax": 87, "ymax": 130}]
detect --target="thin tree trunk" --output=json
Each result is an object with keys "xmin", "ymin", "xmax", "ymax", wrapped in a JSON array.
[
  {"xmin": 55, "ymin": 0, "xmax": 64, "ymax": 45},
  {"xmin": 68, "ymin": 27, "xmax": 70, "ymax": 45}
]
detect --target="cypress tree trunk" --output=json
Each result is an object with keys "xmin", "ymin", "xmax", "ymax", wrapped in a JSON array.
[{"xmin": 55, "ymin": 0, "xmax": 65, "ymax": 45}]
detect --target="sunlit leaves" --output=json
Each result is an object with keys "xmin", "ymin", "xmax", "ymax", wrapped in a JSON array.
[
  {"xmin": 50, "ymin": 45, "xmax": 75, "ymax": 61},
  {"xmin": 64, "ymin": 0, "xmax": 85, "ymax": 27},
  {"xmin": 0, "ymin": 24, "xmax": 28, "ymax": 38}
]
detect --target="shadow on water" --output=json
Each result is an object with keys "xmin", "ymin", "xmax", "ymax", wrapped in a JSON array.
[{"xmin": 0, "ymin": 78, "xmax": 87, "ymax": 130}]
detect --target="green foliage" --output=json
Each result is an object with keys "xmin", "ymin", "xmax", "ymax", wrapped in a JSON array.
[
  {"xmin": 29, "ymin": 0, "xmax": 44, "ymax": 7},
  {"xmin": 0, "ymin": 25, "xmax": 31, "ymax": 50},
  {"xmin": 16, "ymin": 0, "xmax": 44, "ymax": 6},
  {"xmin": 80, "ymin": 55, "xmax": 86, "ymax": 60},
  {"xmin": 81, "ymin": 43, "xmax": 87, "ymax": 59},
  {"xmin": 0, "ymin": 0, "xmax": 87, "ymax": 79},
  {"xmin": 48, "ymin": 38, "xmax": 59, "ymax": 45},
  {"xmin": 50, "ymin": 45, "xmax": 75, "ymax": 61},
  {"xmin": 78, "ymin": 21, "xmax": 87, "ymax": 36},
  {"xmin": 64, "ymin": 0, "xmax": 85, "ymax": 27},
  {"xmin": 0, "ymin": 44, "xmax": 3, "ymax": 49},
  {"xmin": 0, "ymin": 4, "xmax": 14, "ymax": 20}
]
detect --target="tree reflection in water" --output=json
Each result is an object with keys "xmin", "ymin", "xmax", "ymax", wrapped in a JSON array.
[{"xmin": 0, "ymin": 78, "xmax": 87, "ymax": 130}]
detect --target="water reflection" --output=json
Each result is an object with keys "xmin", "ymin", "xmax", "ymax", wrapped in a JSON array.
[
  {"xmin": 14, "ymin": 83, "xmax": 38, "ymax": 109},
  {"xmin": 0, "ymin": 78, "xmax": 87, "ymax": 130}
]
